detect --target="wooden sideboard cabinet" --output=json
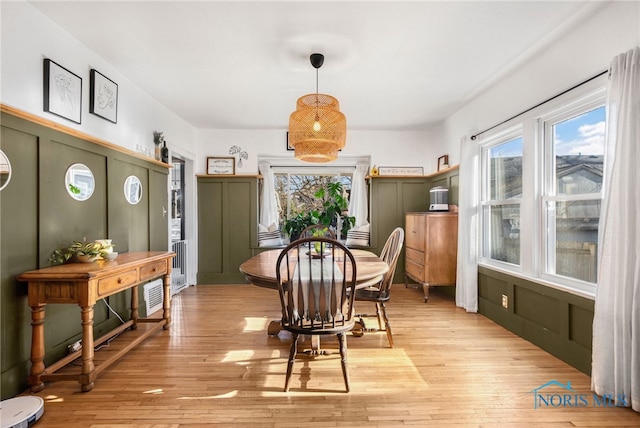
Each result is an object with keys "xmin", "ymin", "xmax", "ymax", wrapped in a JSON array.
[{"xmin": 404, "ymin": 212, "xmax": 458, "ymax": 302}]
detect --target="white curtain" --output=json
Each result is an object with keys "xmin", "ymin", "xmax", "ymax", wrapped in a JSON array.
[
  {"xmin": 348, "ymin": 164, "xmax": 369, "ymax": 226},
  {"xmin": 258, "ymin": 161, "xmax": 279, "ymax": 227},
  {"xmin": 592, "ymin": 46, "xmax": 640, "ymax": 412},
  {"xmin": 456, "ymin": 136, "xmax": 480, "ymax": 312}
]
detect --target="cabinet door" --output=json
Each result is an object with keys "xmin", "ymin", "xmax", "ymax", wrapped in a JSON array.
[
  {"xmin": 424, "ymin": 214, "xmax": 458, "ymax": 285},
  {"xmin": 405, "ymin": 213, "xmax": 425, "ymax": 252},
  {"xmin": 197, "ymin": 176, "xmax": 257, "ymax": 283}
]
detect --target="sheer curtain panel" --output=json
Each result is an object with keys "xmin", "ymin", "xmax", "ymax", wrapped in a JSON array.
[
  {"xmin": 348, "ymin": 164, "xmax": 369, "ymax": 226},
  {"xmin": 591, "ymin": 46, "xmax": 640, "ymax": 412},
  {"xmin": 258, "ymin": 161, "xmax": 279, "ymax": 228},
  {"xmin": 456, "ymin": 136, "xmax": 480, "ymax": 312}
]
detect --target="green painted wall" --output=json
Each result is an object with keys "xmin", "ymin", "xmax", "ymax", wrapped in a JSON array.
[{"xmin": 0, "ymin": 112, "xmax": 170, "ymax": 399}]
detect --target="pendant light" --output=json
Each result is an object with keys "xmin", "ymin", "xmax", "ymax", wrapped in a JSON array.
[{"xmin": 288, "ymin": 53, "xmax": 347, "ymax": 163}]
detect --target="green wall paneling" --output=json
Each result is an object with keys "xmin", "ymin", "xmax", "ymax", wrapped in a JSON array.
[
  {"xmin": 369, "ymin": 177, "xmax": 430, "ymax": 283},
  {"xmin": 1, "ymin": 125, "xmax": 39, "ymax": 399},
  {"xmin": 0, "ymin": 111, "xmax": 170, "ymax": 399},
  {"xmin": 197, "ymin": 176, "xmax": 258, "ymax": 284},
  {"xmin": 478, "ymin": 266, "xmax": 594, "ymax": 374},
  {"xmin": 109, "ymin": 158, "xmax": 150, "ymax": 253},
  {"xmin": 40, "ymin": 138, "xmax": 108, "ymax": 263}
]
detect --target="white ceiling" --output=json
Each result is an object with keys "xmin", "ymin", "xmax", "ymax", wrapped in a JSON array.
[{"xmin": 28, "ymin": 1, "xmax": 600, "ymax": 131}]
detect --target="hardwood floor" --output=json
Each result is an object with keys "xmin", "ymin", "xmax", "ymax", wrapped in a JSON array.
[{"xmin": 21, "ymin": 284, "xmax": 639, "ymax": 427}]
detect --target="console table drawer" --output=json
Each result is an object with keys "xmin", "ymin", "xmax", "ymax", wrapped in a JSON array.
[
  {"xmin": 140, "ymin": 261, "xmax": 167, "ymax": 281},
  {"xmin": 98, "ymin": 270, "xmax": 138, "ymax": 296}
]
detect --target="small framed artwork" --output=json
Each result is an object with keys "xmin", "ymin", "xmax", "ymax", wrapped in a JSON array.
[
  {"xmin": 43, "ymin": 59, "xmax": 82, "ymax": 124},
  {"xmin": 207, "ymin": 157, "xmax": 236, "ymax": 175},
  {"xmin": 437, "ymin": 155, "xmax": 450, "ymax": 171},
  {"xmin": 89, "ymin": 69, "xmax": 118, "ymax": 123},
  {"xmin": 286, "ymin": 132, "xmax": 294, "ymax": 151},
  {"xmin": 378, "ymin": 166, "xmax": 424, "ymax": 176}
]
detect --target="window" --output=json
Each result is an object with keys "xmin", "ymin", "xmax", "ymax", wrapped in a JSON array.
[
  {"xmin": 542, "ymin": 104, "xmax": 605, "ymax": 284},
  {"xmin": 481, "ymin": 133, "xmax": 523, "ymax": 265},
  {"xmin": 273, "ymin": 169, "xmax": 353, "ymax": 225},
  {"xmin": 477, "ymin": 82, "xmax": 606, "ymax": 296}
]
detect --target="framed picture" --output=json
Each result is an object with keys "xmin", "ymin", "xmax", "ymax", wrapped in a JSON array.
[
  {"xmin": 207, "ymin": 157, "xmax": 235, "ymax": 175},
  {"xmin": 437, "ymin": 155, "xmax": 450, "ymax": 171},
  {"xmin": 286, "ymin": 132, "xmax": 294, "ymax": 151},
  {"xmin": 89, "ymin": 69, "xmax": 118, "ymax": 123},
  {"xmin": 43, "ymin": 59, "xmax": 82, "ymax": 124},
  {"xmin": 377, "ymin": 166, "xmax": 424, "ymax": 176}
]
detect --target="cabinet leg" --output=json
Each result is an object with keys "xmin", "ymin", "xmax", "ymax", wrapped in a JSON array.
[{"xmin": 422, "ymin": 284, "xmax": 430, "ymax": 303}]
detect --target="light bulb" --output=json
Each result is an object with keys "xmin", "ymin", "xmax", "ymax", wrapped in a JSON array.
[{"xmin": 313, "ymin": 121, "xmax": 321, "ymax": 132}]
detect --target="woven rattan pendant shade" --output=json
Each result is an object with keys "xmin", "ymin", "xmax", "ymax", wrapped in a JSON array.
[{"xmin": 288, "ymin": 54, "xmax": 346, "ymax": 163}]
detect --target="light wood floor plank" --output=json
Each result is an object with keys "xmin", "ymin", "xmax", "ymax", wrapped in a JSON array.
[{"xmin": 18, "ymin": 284, "xmax": 639, "ymax": 427}]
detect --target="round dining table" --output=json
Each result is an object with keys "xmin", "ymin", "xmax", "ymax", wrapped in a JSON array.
[
  {"xmin": 239, "ymin": 248, "xmax": 389, "ymax": 345},
  {"xmin": 239, "ymin": 248, "xmax": 389, "ymax": 290}
]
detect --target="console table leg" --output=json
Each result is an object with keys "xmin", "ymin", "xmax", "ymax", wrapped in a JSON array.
[
  {"xmin": 130, "ymin": 285, "xmax": 139, "ymax": 330},
  {"xmin": 162, "ymin": 273, "xmax": 172, "ymax": 329},
  {"xmin": 79, "ymin": 305, "xmax": 95, "ymax": 392},
  {"xmin": 28, "ymin": 304, "xmax": 46, "ymax": 392}
]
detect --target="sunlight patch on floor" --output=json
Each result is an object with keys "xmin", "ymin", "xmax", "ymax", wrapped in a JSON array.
[
  {"xmin": 177, "ymin": 390, "xmax": 239, "ymax": 400},
  {"xmin": 242, "ymin": 316, "xmax": 270, "ymax": 332}
]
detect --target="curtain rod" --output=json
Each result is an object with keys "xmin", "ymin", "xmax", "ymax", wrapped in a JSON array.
[{"xmin": 470, "ymin": 69, "xmax": 608, "ymax": 141}]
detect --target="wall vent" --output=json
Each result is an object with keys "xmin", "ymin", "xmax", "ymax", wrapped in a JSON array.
[{"xmin": 143, "ymin": 279, "xmax": 163, "ymax": 316}]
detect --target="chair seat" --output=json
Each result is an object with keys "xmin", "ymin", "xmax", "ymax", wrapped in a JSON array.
[
  {"xmin": 355, "ymin": 288, "xmax": 390, "ymax": 302},
  {"xmin": 283, "ymin": 321, "xmax": 356, "ymax": 336}
]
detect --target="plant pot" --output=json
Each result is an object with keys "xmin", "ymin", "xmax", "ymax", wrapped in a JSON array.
[{"xmin": 77, "ymin": 254, "xmax": 100, "ymax": 263}]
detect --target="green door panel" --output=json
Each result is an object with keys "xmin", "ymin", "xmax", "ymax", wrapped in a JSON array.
[{"xmin": 149, "ymin": 169, "xmax": 169, "ymax": 251}]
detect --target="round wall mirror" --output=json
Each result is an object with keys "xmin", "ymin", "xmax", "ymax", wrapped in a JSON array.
[
  {"xmin": 0, "ymin": 150, "xmax": 11, "ymax": 191},
  {"xmin": 124, "ymin": 175, "xmax": 142, "ymax": 205},
  {"xmin": 65, "ymin": 163, "xmax": 95, "ymax": 201}
]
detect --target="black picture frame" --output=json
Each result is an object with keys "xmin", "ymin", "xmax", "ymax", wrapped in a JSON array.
[
  {"xmin": 437, "ymin": 155, "xmax": 450, "ymax": 171},
  {"xmin": 43, "ymin": 59, "xmax": 82, "ymax": 124},
  {"xmin": 286, "ymin": 132, "xmax": 294, "ymax": 151},
  {"xmin": 89, "ymin": 69, "xmax": 118, "ymax": 123}
]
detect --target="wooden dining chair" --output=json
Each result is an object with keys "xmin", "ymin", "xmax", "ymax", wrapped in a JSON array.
[
  {"xmin": 353, "ymin": 227, "xmax": 404, "ymax": 347},
  {"xmin": 299, "ymin": 224, "xmax": 337, "ymax": 239},
  {"xmin": 275, "ymin": 237, "xmax": 357, "ymax": 392}
]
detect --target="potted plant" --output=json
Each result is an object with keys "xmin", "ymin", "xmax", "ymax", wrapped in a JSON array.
[
  {"xmin": 282, "ymin": 181, "xmax": 356, "ymax": 241},
  {"xmin": 314, "ymin": 182, "xmax": 355, "ymax": 239},
  {"xmin": 49, "ymin": 239, "xmax": 114, "ymax": 265},
  {"xmin": 283, "ymin": 211, "xmax": 320, "ymax": 242}
]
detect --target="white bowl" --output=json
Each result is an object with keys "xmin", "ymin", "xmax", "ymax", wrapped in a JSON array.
[{"xmin": 103, "ymin": 252, "xmax": 118, "ymax": 261}]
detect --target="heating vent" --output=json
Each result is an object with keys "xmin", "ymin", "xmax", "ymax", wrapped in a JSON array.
[{"xmin": 143, "ymin": 279, "xmax": 163, "ymax": 316}]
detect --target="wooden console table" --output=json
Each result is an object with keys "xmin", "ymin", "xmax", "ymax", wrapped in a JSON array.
[{"xmin": 17, "ymin": 251, "xmax": 175, "ymax": 392}]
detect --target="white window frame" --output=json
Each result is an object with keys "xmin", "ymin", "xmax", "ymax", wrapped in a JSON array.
[
  {"xmin": 538, "ymin": 90, "xmax": 606, "ymax": 294},
  {"xmin": 479, "ymin": 125, "xmax": 523, "ymax": 270}
]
